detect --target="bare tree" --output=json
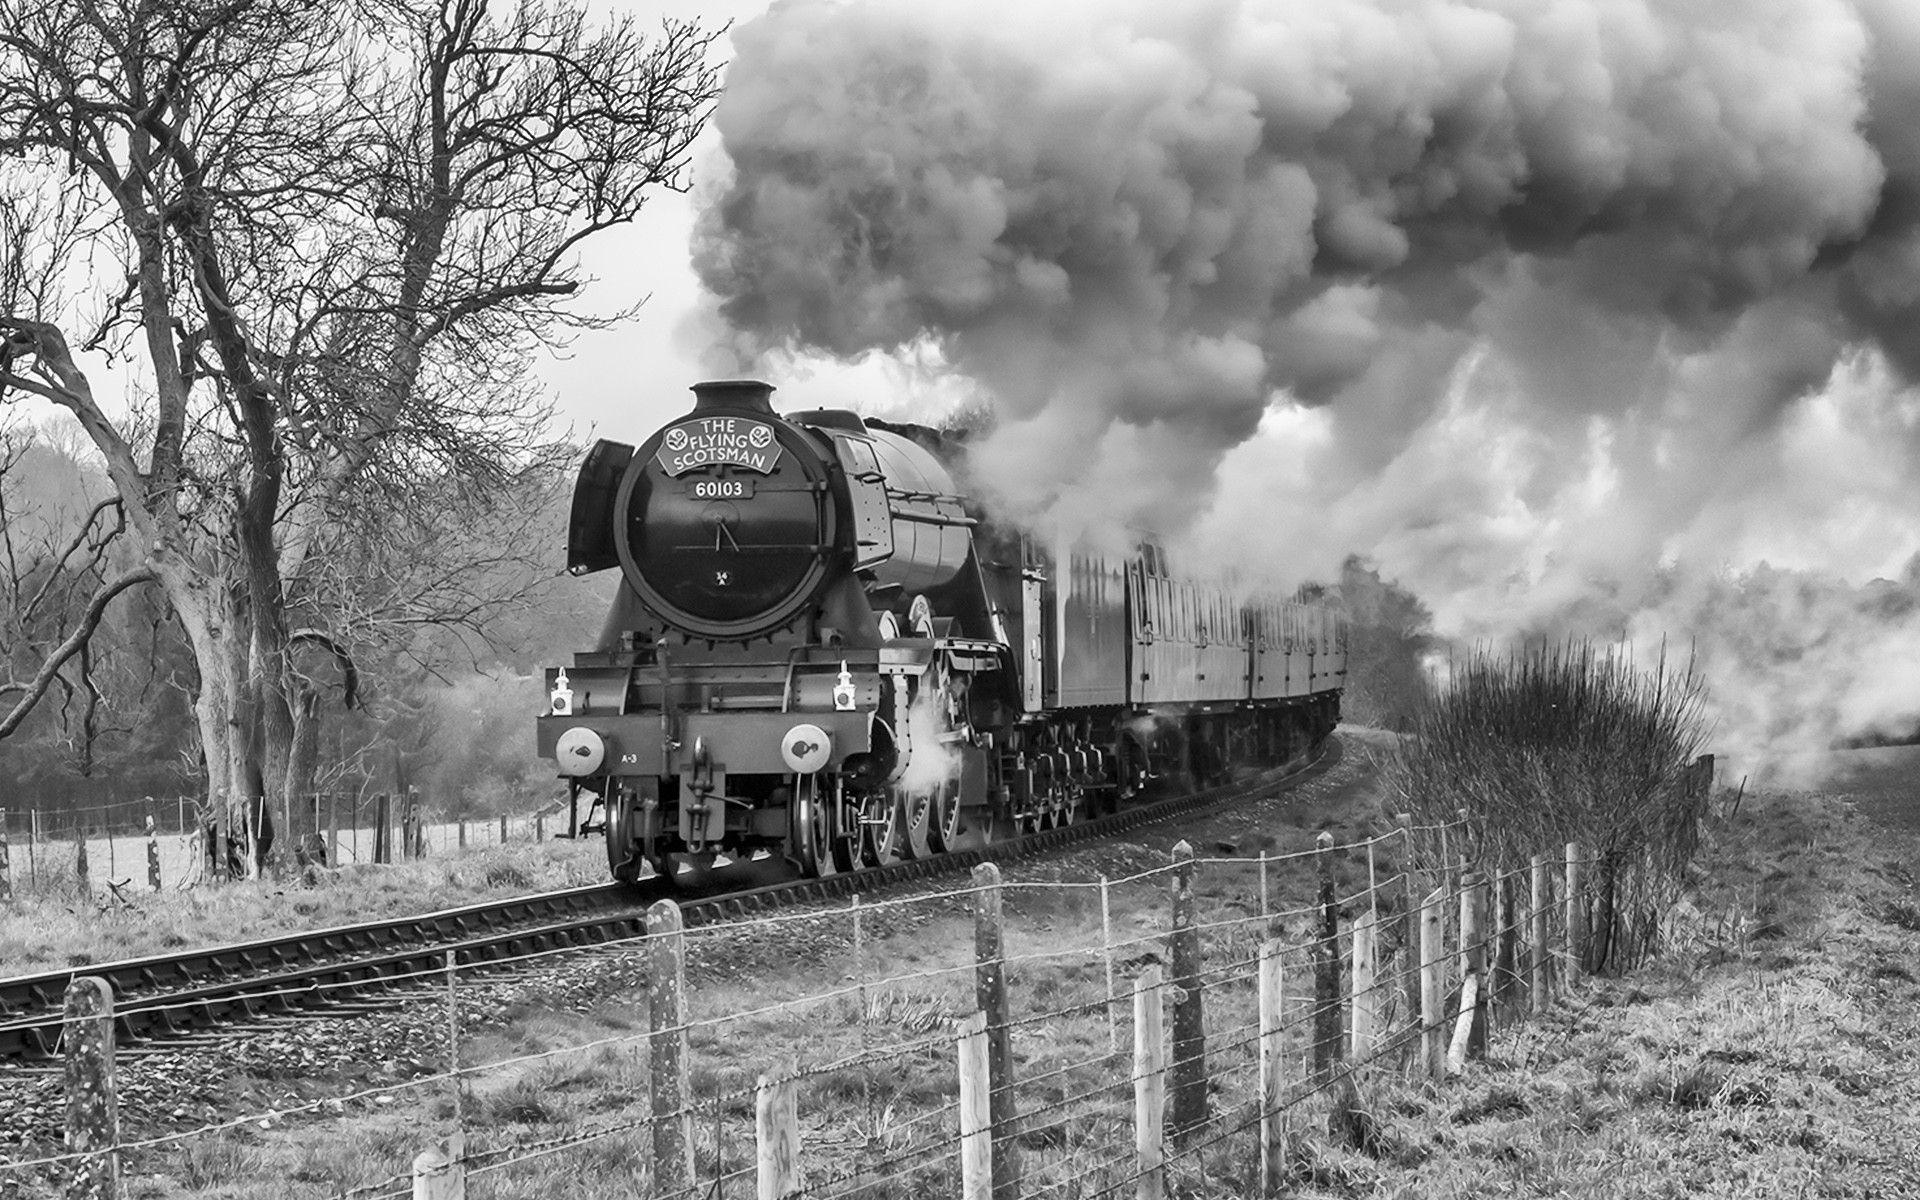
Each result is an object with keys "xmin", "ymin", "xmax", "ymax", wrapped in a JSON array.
[
  {"xmin": 0, "ymin": 0, "xmax": 720, "ymax": 873},
  {"xmin": 0, "ymin": 420, "xmax": 197, "ymax": 803}
]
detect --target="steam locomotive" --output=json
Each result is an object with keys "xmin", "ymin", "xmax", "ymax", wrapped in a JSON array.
[{"xmin": 537, "ymin": 380, "xmax": 1344, "ymax": 882}]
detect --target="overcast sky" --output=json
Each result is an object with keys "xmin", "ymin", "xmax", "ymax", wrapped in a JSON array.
[{"xmin": 544, "ymin": 0, "xmax": 911, "ymax": 440}]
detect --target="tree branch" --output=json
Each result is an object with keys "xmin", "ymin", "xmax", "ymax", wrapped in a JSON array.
[
  {"xmin": 0, "ymin": 565, "xmax": 158, "ymax": 739},
  {"xmin": 21, "ymin": 494, "xmax": 124, "ymax": 624}
]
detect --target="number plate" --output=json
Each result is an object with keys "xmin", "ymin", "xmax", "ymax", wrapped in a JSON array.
[{"xmin": 684, "ymin": 478, "xmax": 755, "ymax": 500}]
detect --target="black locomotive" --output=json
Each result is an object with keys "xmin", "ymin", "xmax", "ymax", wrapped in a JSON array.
[{"xmin": 537, "ymin": 380, "xmax": 1344, "ymax": 881}]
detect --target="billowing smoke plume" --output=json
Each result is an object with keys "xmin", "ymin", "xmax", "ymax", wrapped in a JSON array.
[{"xmin": 692, "ymin": 0, "xmax": 1920, "ymax": 774}]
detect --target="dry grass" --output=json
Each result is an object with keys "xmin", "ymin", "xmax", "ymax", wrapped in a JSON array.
[
  {"xmin": 1252, "ymin": 783, "xmax": 1920, "ymax": 1199},
  {"xmin": 40, "ymin": 736, "xmax": 1920, "ymax": 1199},
  {"xmin": 0, "ymin": 839, "xmax": 605, "ymax": 975}
]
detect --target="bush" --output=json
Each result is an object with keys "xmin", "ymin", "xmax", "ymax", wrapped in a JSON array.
[{"xmin": 1384, "ymin": 641, "xmax": 1710, "ymax": 972}]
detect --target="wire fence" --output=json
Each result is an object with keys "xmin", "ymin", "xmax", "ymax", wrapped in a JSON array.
[
  {"xmin": 0, "ymin": 788, "xmax": 570, "ymax": 901},
  {"xmin": 0, "ymin": 785, "xmax": 1689, "ymax": 1200}
]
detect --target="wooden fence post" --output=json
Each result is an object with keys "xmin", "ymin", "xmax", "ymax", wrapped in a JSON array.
[
  {"xmin": 328, "ymin": 795, "xmax": 340, "ymax": 867},
  {"xmin": 1100, "ymin": 874, "xmax": 1117, "ymax": 1058},
  {"xmin": 499, "ymin": 813, "xmax": 508, "ymax": 843},
  {"xmin": 1311, "ymin": 831, "xmax": 1342, "ymax": 1082},
  {"xmin": 1133, "ymin": 965, "xmax": 1167, "ymax": 1200},
  {"xmin": 647, "ymin": 899, "xmax": 693, "ymax": 1194},
  {"xmin": 1530, "ymin": 853, "xmax": 1551, "ymax": 1014},
  {"xmin": 444, "ymin": 951, "xmax": 464, "ymax": 1129},
  {"xmin": 1349, "ymin": 908, "xmax": 1379, "ymax": 1063},
  {"xmin": 1258, "ymin": 850, "xmax": 1271, "ymax": 934},
  {"xmin": 758, "ymin": 1061, "xmax": 802, "ymax": 1200},
  {"xmin": 1419, "ymin": 886, "xmax": 1446, "ymax": 1081},
  {"xmin": 410, "ymin": 1132, "xmax": 464, "ymax": 1200},
  {"xmin": 1459, "ymin": 870, "xmax": 1488, "ymax": 1060},
  {"xmin": 74, "ymin": 825, "xmax": 90, "ymax": 896},
  {"xmin": 0, "ymin": 807, "xmax": 11, "ymax": 904},
  {"xmin": 852, "ymin": 892, "xmax": 873, "ymax": 1133},
  {"xmin": 1564, "ymin": 842, "xmax": 1585, "ymax": 980},
  {"xmin": 971, "ymin": 862, "xmax": 1019, "ymax": 1200},
  {"xmin": 1444, "ymin": 972, "xmax": 1480, "ymax": 1078},
  {"xmin": 28, "ymin": 809, "xmax": 38, "ymax": 891},
  {"xmin": 1167, "ymin": 841, "xmax": 1207, "ymax": 1142},
  {"xmin": 1257, "ymin": 940, "xmax": 1286, "ymax": 1199},
  {"xmin": 1366, "ymin": 836, "xmax": 1378, "ymax": 917},
  {"xmin": 209, "ymin": 803, "xmax": 224, "ymax": 882},
  {"xmin": 63, "ymin": 976, "xmax": 119, "ymax": 1199},
  {"xmin": 240, "ymin": 797, "xmax": 256, "ymax": 878},
  {"xmin": 1493, "ymin": 873, "xmax": 1517, "ymax": 1012},
  {"xmin": 458, "ymin": 819, "xmax": 468, "ymax": 851},
  {"xmin": 373, "ymin": 793, "xmax": 391, "ymax": 864},
  {"xmin": 535, "ymin": 811, "xmax": 546, "ymax": 842},
  {"xmin": 957, "ymin": 1013, "xmax": 991, "ymax": 1200},
  {"xmin": 1398, "ymin": 813, "xmax": 1418, "ymax": 1024},
  {"xmin": 145, "ymin": 816, "xmax": 160, "ymax": 892}
]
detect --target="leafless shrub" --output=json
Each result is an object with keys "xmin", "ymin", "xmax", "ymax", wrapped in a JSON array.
[{"xmin": 1382, "ymin": 640, "xmax": 1711, "ymax": 972}]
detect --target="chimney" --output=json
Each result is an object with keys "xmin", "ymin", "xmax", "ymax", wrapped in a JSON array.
[{"xmin": 691, "ymin": 379, "xmax": 776, "ymax": 415}]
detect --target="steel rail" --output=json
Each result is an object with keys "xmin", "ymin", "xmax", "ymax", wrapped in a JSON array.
[
  {"xmin": 0, "ymin": 735, "xmax": 1339, "ymax": 1063},
  {"xmin": 0, "ymin": 883, "xmax": 648, "ymax": 1058}
]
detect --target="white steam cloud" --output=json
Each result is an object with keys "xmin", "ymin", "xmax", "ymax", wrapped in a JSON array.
[{"xmin": 692, "ymin": 0, "xmax": 1920, "ymax": 775}]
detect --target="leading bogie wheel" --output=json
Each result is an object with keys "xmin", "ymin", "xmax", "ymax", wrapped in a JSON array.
[
  {"xmin": 812, "ymin": 790, "xmax": 844, "ymax": 877},
  {"xmin": 790, "ymin": 776, "xmax": 840, "ymax": 879},
  {"xmin": 603, "ymin": 788, "xmax": 642, "ymax": 883}
]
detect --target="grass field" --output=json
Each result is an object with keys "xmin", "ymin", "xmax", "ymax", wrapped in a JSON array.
[
  {"xmin": 12, "ymin": 735, "xmax": 1920, "ymax": 1198},
  {"xmin": 2, "ymin": 807, "xmax": 563, "ymax": 902},
  {"xmin": 1320, "ymin": 779, "xmax": 1920, "ymax": 1197},
  {"xmin": 0, "ymin": 833, "xmax": 605, "ymax": 975}
]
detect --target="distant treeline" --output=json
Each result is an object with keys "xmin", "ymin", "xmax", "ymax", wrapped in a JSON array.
[{"xmin": 0, "ymin": 426, "xmax": 611, "ymax": 822}]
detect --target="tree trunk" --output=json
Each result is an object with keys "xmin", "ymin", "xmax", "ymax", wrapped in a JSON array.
[
  {"xmin": 168, "ymin": 577, "xmax": 244, "ymax": 878},
  {"xmin": 284, "ymin": 684, "xmax": 321, "ymax": 851}
]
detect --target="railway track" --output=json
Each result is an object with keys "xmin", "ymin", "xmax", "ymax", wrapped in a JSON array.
[
  {"xmin": 0, "ymin": 882, "xmax": 655, "ymax": 1062},
  {"xmin": 0, "ymin": 735, "xmax": 1341, "ymax": 1065}
]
